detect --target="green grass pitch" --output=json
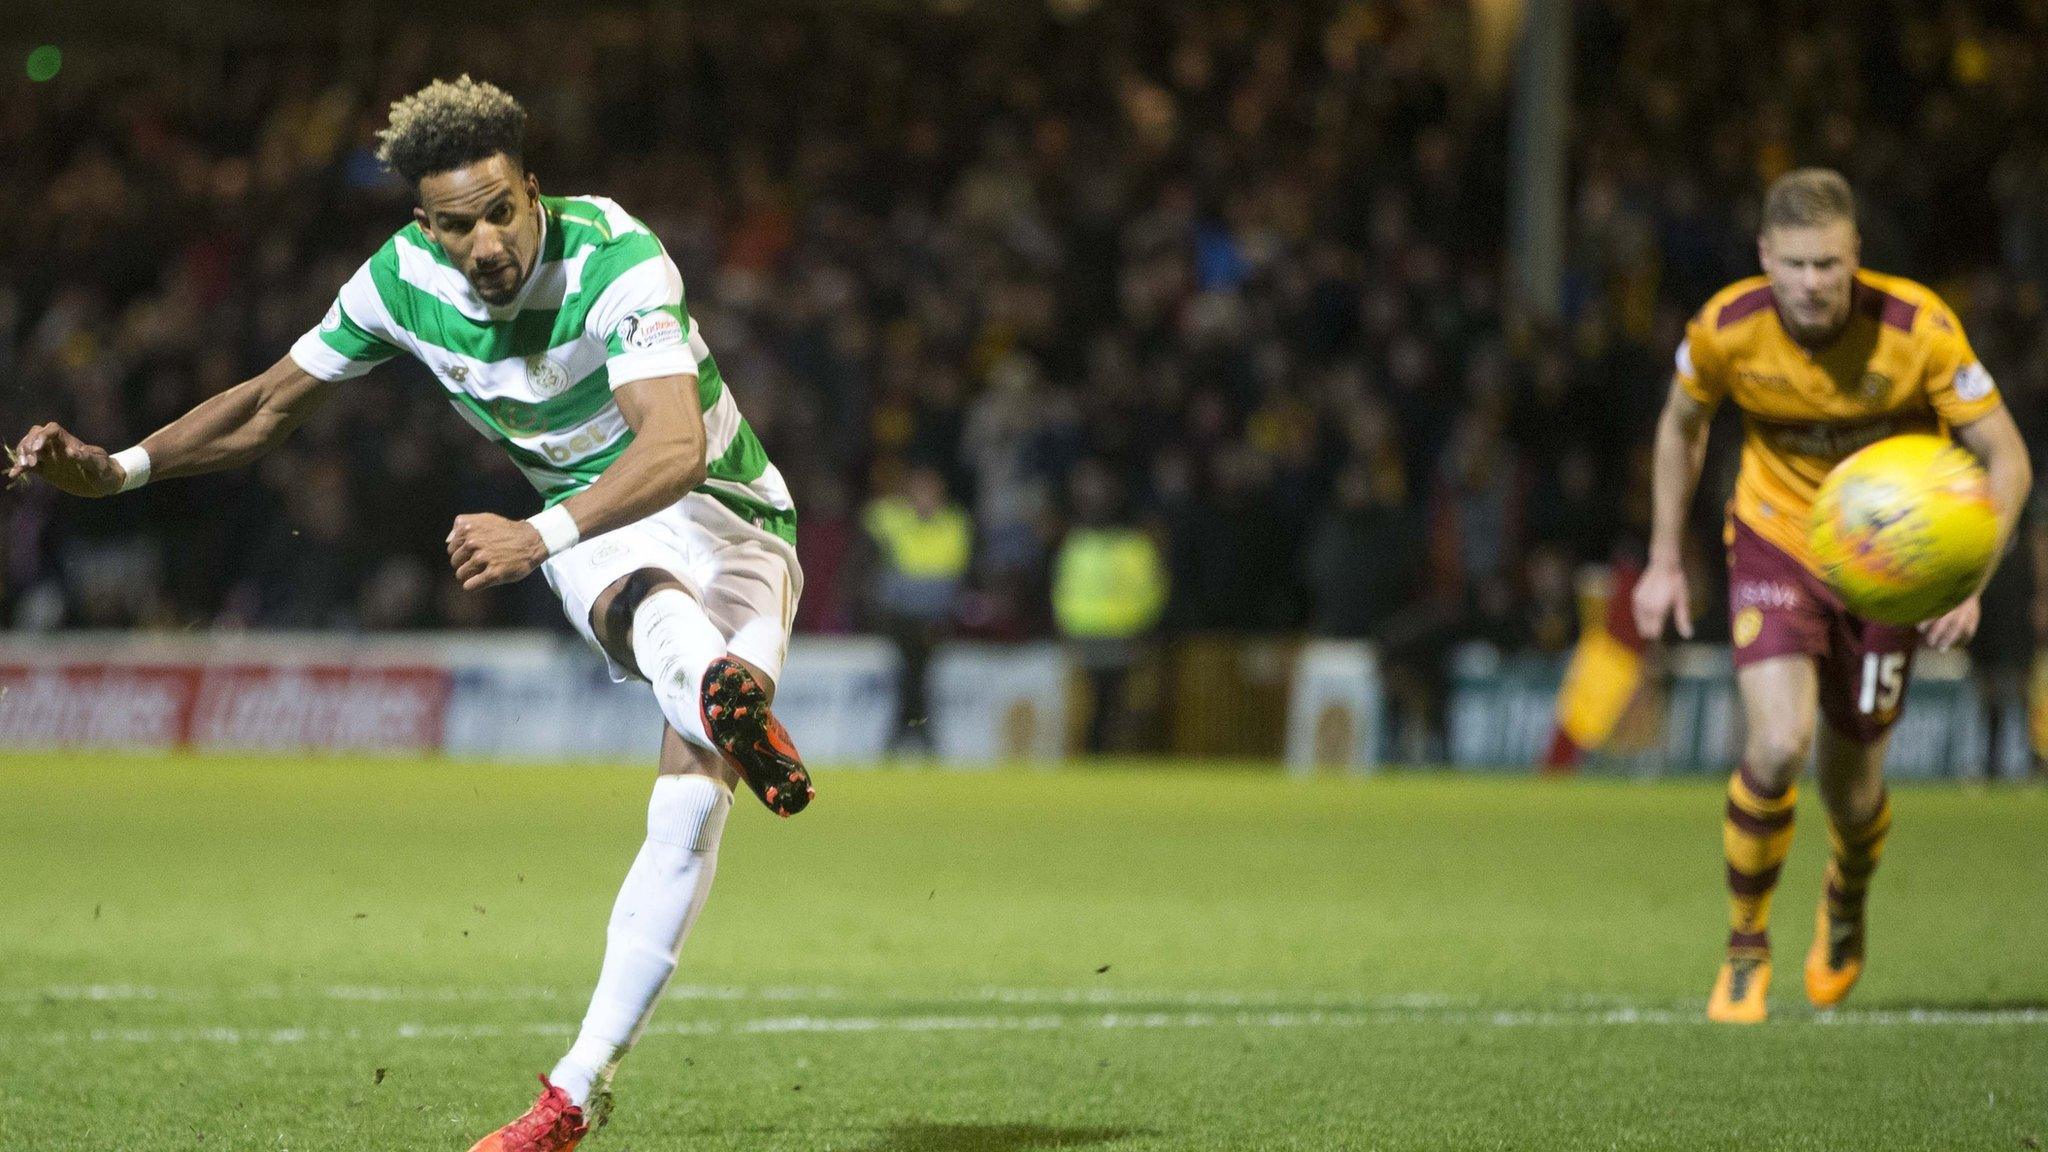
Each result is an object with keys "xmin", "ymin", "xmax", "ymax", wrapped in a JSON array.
[{"xmin": 1, "ymin": 753, "xmax": 2043, "ymax": 1150}]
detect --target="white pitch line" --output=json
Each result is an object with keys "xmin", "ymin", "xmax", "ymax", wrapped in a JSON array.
[
  {"xmin": 17, "ymin": 1005, "xmax": 2048, "ymax": 1046},
  {"xmin": 0, "ymin": 984, "xmax": 1470, "ymax": 1009}
]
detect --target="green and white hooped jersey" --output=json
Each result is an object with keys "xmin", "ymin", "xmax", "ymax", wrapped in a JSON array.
[{"xmin": 289, "ymin": 194, "xmax": 795, "ymax": 545}]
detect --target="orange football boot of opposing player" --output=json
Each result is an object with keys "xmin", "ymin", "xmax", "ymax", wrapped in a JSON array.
[
  {"xmin": 1707, "ymin": 957, "xmax": 1771, "ymax": 1024},
  {"xmin": 1804, "ymin": 901, "xmax": 1865, "ymax": 1008}
]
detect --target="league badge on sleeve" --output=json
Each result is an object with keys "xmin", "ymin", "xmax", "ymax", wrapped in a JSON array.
[
  {"xmin": 618, "ymin": 309, "xmax": 685, "ymax": 352},
  {"xmin": 1953, "ymin": 361, "xmax": 1994, "ymax": 403}
]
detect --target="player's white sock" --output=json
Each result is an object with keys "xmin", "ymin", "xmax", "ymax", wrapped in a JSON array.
[
  {"xmin": 631, "ymin": 588, "xmax": 726, "ymax": 752},
  {"xmin": 549, "ymin": 773, "xmax": 729, "ymax": 1107}
]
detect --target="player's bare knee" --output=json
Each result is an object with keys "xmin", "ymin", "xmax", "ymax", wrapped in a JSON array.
[
  {"xmin": 592, "ymin": 567, "xmax": 694, "ymax": 674},
  {"xmin": 1745, "ymin": 724, "xmax": 1813, "ymax": 782}
]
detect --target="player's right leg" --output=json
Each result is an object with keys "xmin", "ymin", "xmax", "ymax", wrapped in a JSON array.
[
  {"xmin": 1711, "ymin": 519, "xmax": 1838, "ymax": 1023},
  {"xmin": 1711, "ymin": 654, "xmax": 1818, "ymax": 1023},
  {"xmin": 596, "ymin": 567, "xmax": 812, "ymax": 817}
]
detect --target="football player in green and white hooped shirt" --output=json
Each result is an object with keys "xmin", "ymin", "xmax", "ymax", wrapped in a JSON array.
[{"xmin": 8, "ymin": 77, "xmax": 811, "ymax": 1152}]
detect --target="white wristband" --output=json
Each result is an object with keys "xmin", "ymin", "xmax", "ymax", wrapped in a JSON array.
[
  {"xmin": 527, "ymin": 504, "xmax": 581, "ymax": 557},
  {"xmin": 111, "ymin": 446, "xmax": 151, "ymax": 493}
]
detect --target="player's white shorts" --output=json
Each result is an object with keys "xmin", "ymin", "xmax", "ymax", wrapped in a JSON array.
[{"xmin": 542, "ymin": 492, "xmax": 802, "ymax": 689}]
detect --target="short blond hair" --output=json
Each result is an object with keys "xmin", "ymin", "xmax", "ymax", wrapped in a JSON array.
[
  {"xmin": 1763, "ymin": 168, "xmax": 1855, "ymax": 231},
  {"xmin": 375, "ymin": 76, "xmax": 526, "ymax": 186}
]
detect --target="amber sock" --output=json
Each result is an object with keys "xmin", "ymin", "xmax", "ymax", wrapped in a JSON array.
[{"xmin": 1723, "ymin": 763, "xmax": 1797, "ymax": 958}]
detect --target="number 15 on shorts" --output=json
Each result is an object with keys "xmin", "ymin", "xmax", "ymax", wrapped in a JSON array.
[{"xmin": 1859, "ymin": 652, "xmax": 1906, "ymax": 716}]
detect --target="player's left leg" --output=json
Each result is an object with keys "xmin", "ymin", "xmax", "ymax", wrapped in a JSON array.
[
  {"xmin": 550, "ymin": 732, "xmax": 732, "ymax": 1119},
  {"xmin": 473, "ymin": 513, "xmax": 805, "ymax": 1150},
  {"xmin": 470, "ymin": 733, "xmax": 730, "ymax": 1152},
  {"xmin": 536, "ymin": 522, "xmax": 803, "ymax": 1118},
  {"xmin": 1806, "ymin": 724, "xmax": 1890, "ymax": 1008},
  {"xmin": 1802, "ymin": 621, "xmax": 1914, "ymax": 1009}
]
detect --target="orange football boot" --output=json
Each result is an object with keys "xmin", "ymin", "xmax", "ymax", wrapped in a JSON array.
[
  {"xmin": 468, "ymin": 1076, "xmax": 589, "ymax": 1152},
  {"xmin": 1804, "ymin": 901, "xmax": 1865, "ymax": 1009},
  {"xmin": 701, "ymin": 656, "xmax": 814, "ymax": 816},
  {"xmin": 1707, "ymin": 955, "xmax": 1771, "ymax": 1024}
]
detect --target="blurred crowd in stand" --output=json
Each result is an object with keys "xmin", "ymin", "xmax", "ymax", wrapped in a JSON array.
[{"xmin": 4, "ymin": 2, "xmax": 2046, "ymax": 752}]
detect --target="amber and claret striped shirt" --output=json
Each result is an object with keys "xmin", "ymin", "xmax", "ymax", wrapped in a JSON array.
[{"xmin": 1675, "ymin": 269, "xmax": 2005, "ymax": 574}]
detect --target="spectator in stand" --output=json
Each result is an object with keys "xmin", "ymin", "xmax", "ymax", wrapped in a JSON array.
[
  {"xmin": 1303, "ymin": 457, "xmax": 1420, "ymax": 641},
  {"xmin": 860, "ymin": 462, "xmax": 972, "ymax": 755},
  {"xmin": 958, "ymin": 351, "xmax": 1057, "ymax": 636},
  {"xmin": 788, "ymin": 472, "xmax": 859, "ymax": 636},
  {"xmin": 1429, "ymin": 386, "xmax": 1529, "ymax": 651},
  {"xmin": 221, "ymin": 454, "xmax": 361, "ymax": 629}
]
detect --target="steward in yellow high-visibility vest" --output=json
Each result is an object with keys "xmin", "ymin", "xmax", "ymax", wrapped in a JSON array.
[
  {"xmin": 862, "ymin": 463, "xmax": 973, "ymax": 753},
  {"xmin": 1052, "ymin": 527, "xmax": 1167, "ymax": 640},
  {"xmin": 863, "ymin": 484, "xmax": 972, "ymax": 621},
  {"xmin": 1054, "ymin": 516, "xmax": 1169, "ymax": 755}
]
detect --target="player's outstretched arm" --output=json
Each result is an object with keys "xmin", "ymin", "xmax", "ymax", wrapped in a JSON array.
[
  {"xmin": 447, "ymin": 373, "xmax": 707, "ymax": 591},
  {"xmin": 1633, "ymin": 378, "xmax": 1717, "ymax": 641},
  {"xmin": 6, "ymin": 423, "xmax": 125, "ymax": 497},
  {"xmin": 6, "ymin": 355, "xmax": 335, "ymax": 497},
  {"xmin": 1921, "ymin": 405, "xmax": 2034, "ymax": 651},
  {"xmin": 1952, "ymin": 406, "xmax": 2033, "ymax": 569}
]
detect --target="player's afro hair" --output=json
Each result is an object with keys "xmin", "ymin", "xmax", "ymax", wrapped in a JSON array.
[{"xmin": 375, "ymin": 76, "xmax": 527, "ymax": 186}]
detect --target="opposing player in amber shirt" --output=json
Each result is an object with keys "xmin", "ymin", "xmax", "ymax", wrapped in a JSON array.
[
  {"xmin": 1680, "ymin": 268, "xmax": 2002, "ymax": 573},
  {"xmin": 1633, "ymin": 170, "xmax": 2031, "ymax": 1024}
]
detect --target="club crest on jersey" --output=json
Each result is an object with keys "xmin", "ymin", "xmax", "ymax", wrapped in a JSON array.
[
  {"xmin": 1856, "ymin": 371, "xmax": 1892, "ymax": 402},
  {"xmin": 526, "ymin": 354, "xmax": 570, "ymax": 398},
  {"xmin": 320, "ymin": 303, "xmax": 342, "ymax": 333},
  {"xmin": 618, "ymin": 309, "xmax": 684, "ymax": 352}
]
